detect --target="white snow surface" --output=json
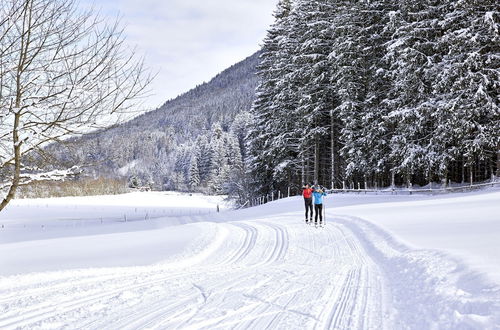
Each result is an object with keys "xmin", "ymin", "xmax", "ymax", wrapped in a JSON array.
[{"xmin": 0, "ymin": 189, "xmax": 499, "ymax": 329}]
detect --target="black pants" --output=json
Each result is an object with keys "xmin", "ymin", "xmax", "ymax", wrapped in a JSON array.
[
  {"xmin": 315, "ymin": 204, "xmax": 323, "ymax": 223},
  {"xmin": 304, "ymin": 198, "xmax": 313, "ymax": 220}
]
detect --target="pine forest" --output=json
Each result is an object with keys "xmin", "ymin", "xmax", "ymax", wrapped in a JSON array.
[{"xmin": 247, "ymin": 0, "xmax": 499, "ymax": 198}]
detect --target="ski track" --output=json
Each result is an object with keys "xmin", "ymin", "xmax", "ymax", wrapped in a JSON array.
[
  {"xmin": 4, "ymin": 213, "xmax": 496, "ymax": 329},
  {"xmin": 0, "ymin": 216, "xmax": 393, "ymax": 330}
]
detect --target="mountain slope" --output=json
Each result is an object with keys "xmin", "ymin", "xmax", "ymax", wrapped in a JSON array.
[{"xmin": 49, "ymin": 52, "xmax": 260, "ymax": 189}]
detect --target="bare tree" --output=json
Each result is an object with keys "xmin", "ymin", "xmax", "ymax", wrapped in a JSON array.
[{"xmin": 0, "ymin": 0, "xmax": 153, "ymax": 211}]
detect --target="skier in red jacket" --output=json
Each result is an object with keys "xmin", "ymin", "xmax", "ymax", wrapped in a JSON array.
[{"xmin": 302, "ymin": 184, "xmax": 313, "ymax": 223}]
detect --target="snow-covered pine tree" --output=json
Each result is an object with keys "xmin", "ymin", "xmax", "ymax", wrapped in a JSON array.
[
  {"xmin": 230, "ymin": 111, "xmax": 253, "ymax": 160},
  {"xmin": 173, "ymin": 145, "xmax": 193, "ymax": 185},
  {"xmin": 207, "ymin": 123, "xmax": 229, "ymax": 194},
  {"xmin": 433, "ymin": 1, "xmax": 500, "ymax": 183},
  {"xmin": 224, "ymin": 133, "xmax": 243, "ymax": 169},
  {"xmin": 384, "ymin": 0, "xmax": 449, "ymax": 186},
  {"xmin": 196, "ymin": 135, "xmax": 212, "ymax": 185},
  {"xmin": 343, "ymin": 0, "xmax": 398, "ymax": 188},
  {"xmin": 290, "ymin": 0, "xmax": 339, "ymax": 187},
  {"xmin": 188, "ymin": 156, "xmax": 200, "ymax": 191},
  {"xmin": 247, "ymin": 0, "xmax": 294, "ymax": 197},
  {"xmin": 327, "ymin": 1, "xmax": 369, "ymax": 187}
]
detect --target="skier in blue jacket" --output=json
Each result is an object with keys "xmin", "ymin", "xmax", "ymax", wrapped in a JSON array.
[{"xmin": 312, "ymin": 186, "xmax": 327, "ymax": 226}]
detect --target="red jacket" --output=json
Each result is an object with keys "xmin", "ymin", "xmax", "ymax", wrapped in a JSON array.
[{"xmin": 303, "ymin": 188, "xmax": 313, "ymax": 199}]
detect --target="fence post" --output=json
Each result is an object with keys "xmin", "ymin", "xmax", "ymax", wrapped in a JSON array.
[
  {"xmin": 278, "ymin": 190, "xmax": 281, "ymax": 199},
  {"xmin": 342, "ymin": 181, "xmax": 346, "ymax": 190},
  {"xmin": 288, "ymin": 186, "xmax": 290, "ymax": 197},
  {"xmin": 358, "ymin": 182, "xmax": 361, "ymax": 190}
]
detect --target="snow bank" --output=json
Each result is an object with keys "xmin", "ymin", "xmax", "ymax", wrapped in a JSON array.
[
  {"xmin": 0, "ymin": 192, "xmax": 227, "ymax": 275},
  {"xmin": 329, "ymin": 189, "xmax": 500, "ymax": 284}
]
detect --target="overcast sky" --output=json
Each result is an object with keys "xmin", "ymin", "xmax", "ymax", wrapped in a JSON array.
[{"xmin": 82, "ymin": 0, "xmax": 279, "ymax": 110}]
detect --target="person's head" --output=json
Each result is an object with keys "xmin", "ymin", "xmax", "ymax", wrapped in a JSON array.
[{"xmin": 305, "ymin": 184, "xmax": 309, "ymax": 188}]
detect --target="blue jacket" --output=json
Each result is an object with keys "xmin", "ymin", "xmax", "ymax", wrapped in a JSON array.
[{"xmin": 312, "ymin": 190, "xmax": 327, "ymax": 204}]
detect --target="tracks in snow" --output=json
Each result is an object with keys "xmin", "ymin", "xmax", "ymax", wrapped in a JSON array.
[{"xmin": 0, "ymin": 218, "xmax": 390, "ymax": 329}]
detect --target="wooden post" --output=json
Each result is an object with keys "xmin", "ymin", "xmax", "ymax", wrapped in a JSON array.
[
  {"xmin": 288, "ymin": 186, "xmax": 290, "ymax": 197},
  {"xmin": 342, "ymin": 181, "xmax": 346, "ymax": 190},
  {"xmin": 278, "ymin": 191, "xmax": 281, "ymax": 199}
]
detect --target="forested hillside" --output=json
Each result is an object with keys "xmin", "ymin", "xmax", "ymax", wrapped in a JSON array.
[
  {"xmin": 248, "ymin": 0, "xmax": 499, "ymax": 197},
  {"xmin": 47, "ymin": 52, "xmax": 260, "ymax": 194}
]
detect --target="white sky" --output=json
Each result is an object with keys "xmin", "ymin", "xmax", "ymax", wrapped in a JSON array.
[{"xmin": 82, "ymin": 0, "xmax": 279, "ymax": 110}]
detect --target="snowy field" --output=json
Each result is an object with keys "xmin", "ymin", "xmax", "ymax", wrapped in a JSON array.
[{"xmin": 0, "ymin": 189, "xmax": 499, "ymax": 329}]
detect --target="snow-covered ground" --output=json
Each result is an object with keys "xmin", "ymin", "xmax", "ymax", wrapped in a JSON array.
[{"xmin": 0, "ymin": 189, "xmax": 499, "ymax": 329}]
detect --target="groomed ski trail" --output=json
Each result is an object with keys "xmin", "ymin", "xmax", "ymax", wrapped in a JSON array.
[{"xmin": 0, "ymin": 218, "xmax": 390, "ymax": 329}]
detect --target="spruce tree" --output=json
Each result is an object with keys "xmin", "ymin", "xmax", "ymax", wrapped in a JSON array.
[
  {"xmin": 188, "ymin": 157, "xmax": 200, "ymax": 191},
  {"xmin": 433, "ymin": 1, "xmax": 500, "ymax": 182},
  {"xmin": 247, "ymin": 0, "xmax": 293, "ymax": 196}
]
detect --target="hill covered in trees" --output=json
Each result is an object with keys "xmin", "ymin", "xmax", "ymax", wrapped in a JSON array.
[{"xmin": 48, "ymin": 52, "xmax": 260, "ymax": 196}]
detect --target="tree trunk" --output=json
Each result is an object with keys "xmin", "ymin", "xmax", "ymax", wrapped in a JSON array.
[
  {"xmin": 314, "ymin": 136, "xmax": 319, "ymax": 185},
  {"xmin": 330, "ymin": 110, "xmax": 335, "ymax": 189},
  {"xmin": 0, "ymin": 113, "xmax": 22, "ymax": 212},
  {"xmin": 301, "ymin": 153, "xmax": 305, "ymax": 186},
  {"xmin": 469, "ymin": 157, "xmax": 474, "ymax": 186},
  {"xmin": 462, "ymin": 156, "xmax": 465, "ymax": 183},
  {"xmin": 497, "ymin": 150, "xmax": 500, "ymax": 178}
]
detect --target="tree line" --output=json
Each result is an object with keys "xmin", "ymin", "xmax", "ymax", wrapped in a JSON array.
[{"xmin": 246, "ymin": 0, "xmax": 499, "ymax": 197}]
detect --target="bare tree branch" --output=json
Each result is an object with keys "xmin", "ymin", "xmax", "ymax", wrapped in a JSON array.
[{"xmin": 0, "ymin": 0, "xmax": 153, "ymax": 211}]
